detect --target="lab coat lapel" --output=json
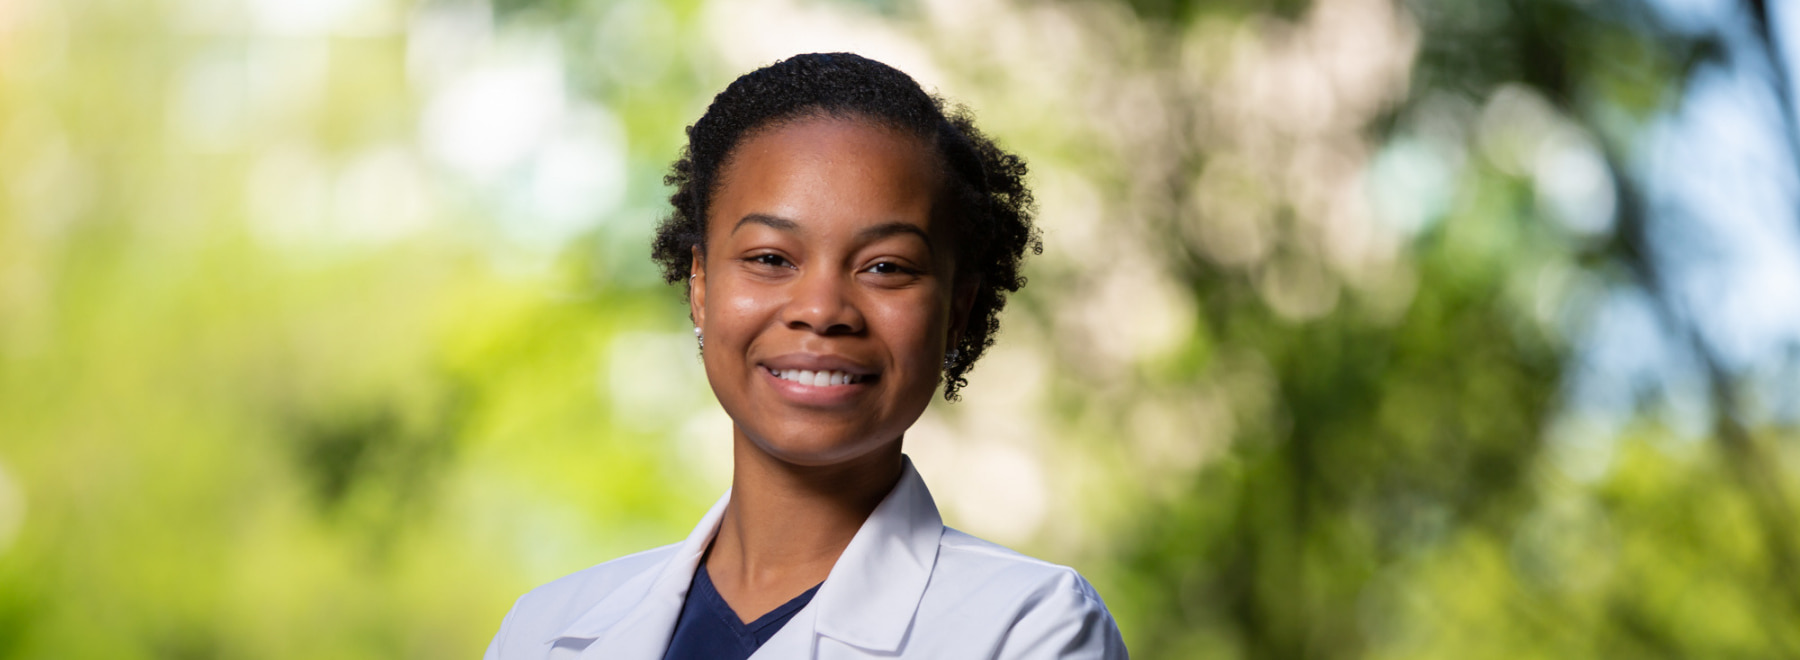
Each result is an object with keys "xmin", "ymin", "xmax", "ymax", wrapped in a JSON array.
[
  {"xmin": 553, "ymin": 491, "xmax": 731, "ymax": 660},
  {"xmin": 553, "ymin": 457, "xmax": 944, "ymax": 659},
  {"xmin": 802, "ymin": 457, "xmax": 944, "ymax": 656}
]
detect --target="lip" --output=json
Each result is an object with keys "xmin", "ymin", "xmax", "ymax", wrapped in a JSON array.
[
  {"xmin": 760, "ymin": 353, "xmax": 878, "ymax": 376},
  {"xmin": 758, "ymin": 353, "xmax": 879, "ymax": 407}
]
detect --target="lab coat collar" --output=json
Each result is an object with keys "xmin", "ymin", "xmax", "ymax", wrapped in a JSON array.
[
  {"xmin": 548, "ymin": 456, "xmax": 944, "ymax": 658},
  {"xmin": 809, "ymin": 456, "xmax": 943, "ymax": 652},
  {"xmin": 553, "ymin": 491, "xmax": 728, "ymax": 657}
]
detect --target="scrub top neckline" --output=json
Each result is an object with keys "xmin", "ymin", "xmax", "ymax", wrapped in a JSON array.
[
  {"xmin": 697, "ymin": 563, "xmax": 822, "ymax": 633},
  {"xmin": 660, "ymin": 561, "xmax": 823, "ymax": 660}
]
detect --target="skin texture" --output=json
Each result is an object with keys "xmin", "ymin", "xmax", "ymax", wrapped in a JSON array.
[{"xmin": 687, "ymin": 115, "xmax": 976, "ymax": 623}]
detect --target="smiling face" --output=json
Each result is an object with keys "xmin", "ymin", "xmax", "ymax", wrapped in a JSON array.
[{"xmin": 690, "ymin": 115, "xmax": 969, "ymax": 467}]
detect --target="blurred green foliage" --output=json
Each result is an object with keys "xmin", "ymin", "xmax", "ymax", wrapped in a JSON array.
[{"xmin": 1, "ymin": 0, "xmax": 1796, "ymax": 658}]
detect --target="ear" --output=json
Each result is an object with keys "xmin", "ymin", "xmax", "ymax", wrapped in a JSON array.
[
  {"xmin": 947, "ymin": 274, "xmax": 981, "ymax": 348},
  {"xmin": 689, "ymin": 245, "xmax": 707, "ymax": 330}
]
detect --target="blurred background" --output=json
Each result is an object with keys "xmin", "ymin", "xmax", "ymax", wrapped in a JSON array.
[{"xmin": 2, "ymin": 0, "xmax": 1798, "ymax": 657}]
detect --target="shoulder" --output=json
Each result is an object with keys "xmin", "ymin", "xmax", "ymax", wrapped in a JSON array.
[
  {"xmin": 515, "ymin": 543, "xmax": 675, "ymax": 616},
  {"xmin": 934, "ymin": 527, "xmax": 1104, "ymax": 599},
  {"xmin": 485, "ymin": 544, "xmax": 678, "ymax": 658},
  {"xmin": 914, "ymin": 528, "xmax": 1127, "ymax": 659}
]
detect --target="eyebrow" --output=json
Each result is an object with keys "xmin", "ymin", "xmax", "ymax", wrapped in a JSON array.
[
  {"xmin": 731, "ymin": 214, "xmax": 934, "ymax": 255},
  {"xmin": 732, "ymin": 213, "xmax": 799, "ymax": 234},
  {"xmin": 855, "ymin": 221, "xmax": 932, "ymax": 252}
]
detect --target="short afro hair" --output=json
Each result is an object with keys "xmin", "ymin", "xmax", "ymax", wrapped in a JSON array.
[{"xmin": 651, "ymin": 52, "xmax": 1040, "ymax": 400}]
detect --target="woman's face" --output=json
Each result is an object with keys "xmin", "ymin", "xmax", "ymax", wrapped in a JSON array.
[{"xmin": 691, "ymin": 115, "xmax": 969, "ymax": 467}]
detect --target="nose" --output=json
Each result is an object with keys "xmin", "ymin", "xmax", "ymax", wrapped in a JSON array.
[{"xmin": 782, "ymin": 266, "xmax": 864, "ymax": 335}]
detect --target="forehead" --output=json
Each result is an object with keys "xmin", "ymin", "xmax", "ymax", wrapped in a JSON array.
[{"xmin": 710, "ymin": 116, "xmax": 943, "ymax": 235}]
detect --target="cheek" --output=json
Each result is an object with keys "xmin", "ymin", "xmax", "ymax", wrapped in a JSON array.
[
  {"xmin": 874, "ymin": 297, "xmax": 952, "ymax": 367},
  {"xmin": 707, "ymin": 282, "xmax": 777, "ymax": 343}
]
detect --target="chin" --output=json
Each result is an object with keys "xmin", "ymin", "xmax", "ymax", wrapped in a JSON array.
[{"xmin": 739, "ymin": 422, "xmax": 903, "ymax": 468}]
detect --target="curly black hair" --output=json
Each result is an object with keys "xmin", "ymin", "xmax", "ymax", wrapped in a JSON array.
[{"xmin": 651, "ymin": 52, "xmax": 1039, "ymax": 400}]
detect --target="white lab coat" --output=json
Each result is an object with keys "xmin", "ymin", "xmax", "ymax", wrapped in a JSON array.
[{"xmin": 484, "ymin": 457, "xmax": 1128, "ymax": 659}]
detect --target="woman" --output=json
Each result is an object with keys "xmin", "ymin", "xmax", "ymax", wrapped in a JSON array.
[{"xmin": 485, "ymin": 53, "xmax": 1127, "ymax": 660}]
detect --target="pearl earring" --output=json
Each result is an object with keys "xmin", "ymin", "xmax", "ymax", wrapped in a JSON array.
[{"xmin": 694, "ymin": 326, "xmax": 703, "ymax": 350}]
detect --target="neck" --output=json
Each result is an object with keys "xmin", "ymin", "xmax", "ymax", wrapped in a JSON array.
[{"xmin": 708, "ymin": 429, "xmax": 904, "ymax": 594}]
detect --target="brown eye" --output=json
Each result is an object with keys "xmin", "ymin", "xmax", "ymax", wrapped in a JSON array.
[
  {"xmin": 863, "ymin": 261, "xmax": 921, "ymax": 279},
  {"xmin": 747, "ymin": 254, "xmax": 791, "ymax": 268}
]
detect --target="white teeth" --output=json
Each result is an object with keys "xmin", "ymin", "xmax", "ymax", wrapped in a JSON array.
[{"xmin": 771, "ymin": 367, "xmax": 864, "ymax": 386}]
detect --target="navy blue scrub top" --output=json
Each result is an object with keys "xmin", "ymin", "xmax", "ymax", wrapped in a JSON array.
[{"xmin": 662, "ymin": 564, "xmax": 821, "ymax": 660}]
